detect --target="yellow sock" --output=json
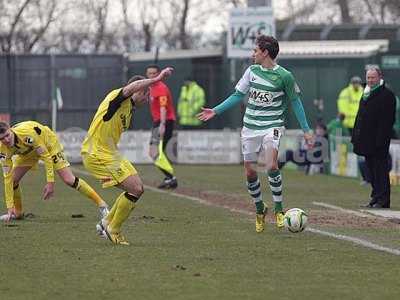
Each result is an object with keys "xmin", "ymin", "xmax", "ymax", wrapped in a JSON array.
[
  {"xmin": 73, "ymin": 177, "xmax": 106, "ymax": 207},
  {"xmin": 14, "ymin": 185, "xmax": 23, "ymax": 216},
  {"xmin": 108, "ymin": 192, "xmax": 137, "ymax": 233},
  {"xmin": 106, "ymin": 195, "xmax": 122, "ymax": 223}
]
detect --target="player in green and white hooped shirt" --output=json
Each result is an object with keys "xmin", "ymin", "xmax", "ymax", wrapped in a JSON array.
[{"xmin": 198, "ymin": 35, "xmax": 313, "ymax": 232}]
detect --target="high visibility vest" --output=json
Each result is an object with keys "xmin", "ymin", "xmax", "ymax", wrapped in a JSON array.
[
  {"xmin": 337, "ymin": 85, "xmax": 363, "ymax": 129},
  {"xmin": 177, "ymin": 82, "xmax": 206, "ymax": 126}
]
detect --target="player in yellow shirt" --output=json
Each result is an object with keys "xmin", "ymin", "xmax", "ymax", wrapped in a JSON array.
[
  {"xmin": 0, "ymin": 120, "xmax": 109, "ymax": 222},
  {"xmin": 81, "ymin": 67, "xmax": 173, "ymax": 246}
]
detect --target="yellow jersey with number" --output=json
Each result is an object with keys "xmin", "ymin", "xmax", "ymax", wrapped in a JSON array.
[{"xmin": 81, "ymin": 88, "xmax": 133, "ymax": 156}]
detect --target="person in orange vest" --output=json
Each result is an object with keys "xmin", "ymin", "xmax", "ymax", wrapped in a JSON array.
[{"xmin": 146, "ymin": 65, "xmax": 178, "ymax": 189}]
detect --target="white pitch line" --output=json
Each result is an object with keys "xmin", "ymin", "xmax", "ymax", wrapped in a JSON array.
[
  {"xmin": 73, "ymin": 168, "xmax": 400, "ymax": 256},
  {"xmin": 73, "ymin": 168, "xmax": 253, "ymax": 215},
  {"xmin": 307, "ymin": 228, "xmax": 400, "ymax": 256},
  {"xmin": 312, "ymin": 201, "xmax": 372, "ymax": 218}
]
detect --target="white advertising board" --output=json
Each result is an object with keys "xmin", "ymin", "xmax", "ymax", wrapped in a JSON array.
[
  {"xmin": 227, "ymin": 7, "xmax": 275, "ymax": 58},
  {"xmin": 57, "ymin": 129, "xmax": 87, "ymax": 163},
  {"xmin": 58, "ymin": 130, "xmax": 153, "ymax": 164},
  {"xmin": 57, "ymin": 129, "xmax": 400, "ymax": 184},
  {"xmin": 329, "ymin": 136, "xmax": 358, "ymax": 177},
  {"xmin": 177, "ymin": 131, "xmax": 241, "ymax": 164},
  {"xmin": 59, "ymin": 130, "xmax": 240, "ymax": 165},
  {"xmin": 119, "ymin": 131, "xmax": 153, "ymax": 163},
  {"xmin": 389, "ymin": 141, "xmax": 400, "ymax": 185}
]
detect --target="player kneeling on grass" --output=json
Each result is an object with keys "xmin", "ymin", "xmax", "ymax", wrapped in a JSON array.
[
  {"xmin": 81, "ymin": 67, "xmax": 174, "ymax": 246},
  {"xmin": 0, "ymin": 121, "xmax": 109, "ymax": 222},
  {"xmin": 197, "ymin": 35, "xmax": 313, "ymax": 233}
]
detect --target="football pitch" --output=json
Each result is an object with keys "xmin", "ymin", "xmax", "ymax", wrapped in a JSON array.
[{"xmin": 1, "ymin": 164, "xmax": 400, "ymax": 300}]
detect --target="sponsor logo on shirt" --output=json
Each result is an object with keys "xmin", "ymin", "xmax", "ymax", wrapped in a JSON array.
[
  {"xmin": 25, "ymin": 136, "xmax": 34, "ymax": 144},
  {"xmin": 249, "ymin": 89, "xmax": 274, "ymax": 104},
  {"xmin": 120, "ymin": 114, "xmax": 128, "ymax": 131},
  {"xmin": 269, "ymin": 75, "xmax": 278, "ymax": 81}
]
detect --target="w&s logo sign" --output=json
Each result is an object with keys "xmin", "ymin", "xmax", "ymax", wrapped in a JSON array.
[{"xmin": 228, "ymin": 7, "xmax": 275, "ymax": 58}]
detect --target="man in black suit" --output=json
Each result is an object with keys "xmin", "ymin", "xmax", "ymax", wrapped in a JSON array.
[{"xmin": 351, "ymin": 67, "xmax": 396, "ymax": 208}]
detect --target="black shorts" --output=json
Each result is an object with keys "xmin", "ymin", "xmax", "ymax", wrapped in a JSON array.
[{"xmin": 150, "ymin": 120, "xmax": 175, "ymax": 151}]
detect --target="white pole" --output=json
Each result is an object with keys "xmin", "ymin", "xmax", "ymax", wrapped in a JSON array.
[
  {"xmin": 52, "ymin": 98, "xmax": 57, "ymax": 131},
  {"xmin": 50, "ymin": 54, "xmax": 56, "ymax": 131}
]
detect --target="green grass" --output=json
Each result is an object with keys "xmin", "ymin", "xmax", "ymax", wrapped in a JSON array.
[{"xmin": 1, "ymin": 164, "xmax": 400, "ymax": 300}]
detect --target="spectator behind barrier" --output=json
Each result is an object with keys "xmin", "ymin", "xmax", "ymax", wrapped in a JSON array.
[
  {"xmin": 327, "ymin": 113, "xmax": 350, "ymax": 137},
  {"xmin": 278, "ymin": 123, "xmax": 328, "ymax": 175}
]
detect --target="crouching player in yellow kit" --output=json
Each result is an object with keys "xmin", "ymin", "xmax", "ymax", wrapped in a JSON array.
[
  {"xmin": 0, "ymin": 121, "xmax": 109, "ymax": 222},
  {"xmin": 81, "ymin": 67, "xmax": 173, "ymax": 246}
]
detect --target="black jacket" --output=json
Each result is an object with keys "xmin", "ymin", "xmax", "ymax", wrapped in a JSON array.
[{"xmin": 351, "ymin": 83, "xmax": 396, "ymax": 156}]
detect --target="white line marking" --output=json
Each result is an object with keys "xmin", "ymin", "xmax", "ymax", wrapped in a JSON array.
[
  {"xmin": 307, "ymin": 228, "xmax": 400, "ymax": 256},
  {"xmin": 73, "ymin": 168, "xmax": 248, "ymax": 213},
  {"xmin": 313, "ymin": 202, "xmax": 372, "ymax": 218},
  {"xmin": 359, "ymin": 209, "xmax": 400, "ymax": 219},
  {"xmin": 73, "ymin": 168, "xmax": 400, "ymax": 256}
]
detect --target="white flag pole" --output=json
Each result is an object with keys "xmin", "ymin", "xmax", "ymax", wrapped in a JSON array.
[{"xmin": 50, "ymin": 54, "xmax": 57, "ymax": 131}]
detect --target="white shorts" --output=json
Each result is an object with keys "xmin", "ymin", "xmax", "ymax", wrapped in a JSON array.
[{"xmin": 241, "ymin": 127, "xmax": 285, "ymax": 162}]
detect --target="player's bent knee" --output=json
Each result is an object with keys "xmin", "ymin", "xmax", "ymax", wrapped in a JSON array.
[
  {"xmin": 57, "ymin": 168, "xmax": 76, "ymax": 186},
  {"xmin": 64, "ymin": 176, "xmax": 78, "ymax": 188},
  {"xmin": 268, "ymin": 164, "xmax": 279, "ymax": 172},
  {"xmin": 265, "ymin": 160, "xmax": 278, "ymax": 171},
  {"xmin": 246, "ymin": 169, "xmax": 257, "ymax": 178},
  {"xmin": 244, "ymin": 164, "xmax": 258, "ymax": 178},
  {"xmin": 127, "ymin": 183, "xmax": 144, "ymax": 198},
  {"xmin": 135, "ymin": 184, "xmax": 144, "ymax": 197},
  {"xmin": 124, "ymin": 192, "xmax": 141, "ymax": 203}
]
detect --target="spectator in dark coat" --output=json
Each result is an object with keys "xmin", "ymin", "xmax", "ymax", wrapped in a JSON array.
[{"xmin": 351, "ymin": 67, "xmax": 396, "ymax": 208}]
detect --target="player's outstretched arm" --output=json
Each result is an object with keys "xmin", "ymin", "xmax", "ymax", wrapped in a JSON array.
[
  {"xmin": 197, "ymin": 90, "xmax": 245, "ymax": 122},
  {"xmin": 122, "ymin": 67, "xmax": 174, "ymax": 98},
  {"xmin": 197, "ymin": 108, "xmax": 216, "ymax": 122},
  {"xmin": 103, "ymin": 69, "xmax": 172, "ymax": 122}
]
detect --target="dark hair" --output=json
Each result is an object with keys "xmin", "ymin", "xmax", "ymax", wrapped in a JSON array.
[
  {"xmin": 145, "ymin": 64, "xmax": 160, "ymax": 72},
  {"xmin": 255, "ymin": 35, "xmax": 279, "ymax": 59},
  {"xmin": 0, "ymin": 121, "xmax": 9, "ymax": 135},
  {"xmin": 316, "ymin": 123, "xmax": 327, "ymax": 131},
  {"xmin": 127, "ymin": 75, "xmax": 145, "ymax": 84}
]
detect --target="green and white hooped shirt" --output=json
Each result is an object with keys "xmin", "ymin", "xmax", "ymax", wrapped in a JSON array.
[{"xmin": 236, "ymin": 64, "xmax": 301, "ymax": 137}]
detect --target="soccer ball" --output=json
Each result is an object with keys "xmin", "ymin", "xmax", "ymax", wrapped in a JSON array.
[{"xmin": 283, "ymin": 208, "xmax": 308, "ymax": 233}]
